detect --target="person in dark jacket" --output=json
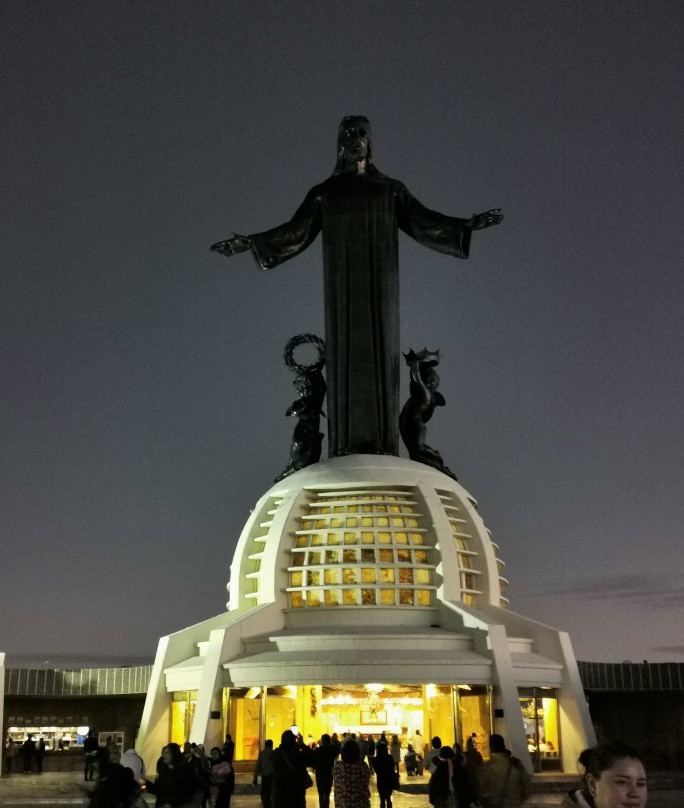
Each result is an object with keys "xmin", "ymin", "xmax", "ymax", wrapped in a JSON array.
[
  {"xmin": 21, "ymin": 735, "xmax": 36, "ymax": 773},
  {"xmin": 89, "ymin": 764, "xmax": 145, "ymax": 808},
  {"xmin": 270, "ymin": 730, "xmax": 313, "ymax": 808},
  {"xmin": 452, "ymin": 743, "xmax": 477, "ymax": 808},
  {"xmin": 429, "ymin": 746, "xmax": 456, "ymax": 808},
  {"xmin": 372, "ymin": 741, "xmax": 397, "ymax": 808},
  {"xmin": 145, "ymin": 743, "xmax": 198, "ymax": 808},
  {"xmin": 475, "ymin": 734, "xmax": 531, "ymax": 808},
  {"xmin": 312, "ymin": 734, "xmax": 338, "ymax": 808},
  {"xmin": 253, "ymin": 739, "xmax": 274, "ymax": 808},
  {"xmin": 84, "ymin": 730, "xmax": 99, "ymax": 781},
  {"xmin": 208, "ymin": 746, "xmax": 235, "ymax": 808}
]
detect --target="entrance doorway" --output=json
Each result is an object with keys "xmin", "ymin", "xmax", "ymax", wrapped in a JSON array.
[
  {"xmin": 519, "ymin": 687, "xmax": 561, "ymax": 771},
  {"xmin": 222, "ymin": 683, "xmax": 491, "ymax": 762}
]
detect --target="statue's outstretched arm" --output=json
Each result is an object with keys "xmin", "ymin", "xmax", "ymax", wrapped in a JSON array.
[
  {"xmin": 209, "ymin": 233, "xmax": 252, "ymax": 257},
  {"xmin": 467, "ymin": 209, "xmax": 504, "ymax": 230}
]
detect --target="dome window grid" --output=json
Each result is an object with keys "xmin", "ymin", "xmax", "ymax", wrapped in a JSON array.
[{"xmin": 286, "ymin": 487, "xmax": 436, "ymax": 609}]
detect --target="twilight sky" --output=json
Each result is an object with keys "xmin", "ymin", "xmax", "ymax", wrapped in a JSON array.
[{"xmin": 2, "ymin": 1, "xmax": 682, "ymax": 668}]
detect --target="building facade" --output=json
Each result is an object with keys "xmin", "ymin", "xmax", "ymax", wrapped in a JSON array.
[{"xmin": 135, "ymin": 455, "xmax": 596, "ymax": 773}]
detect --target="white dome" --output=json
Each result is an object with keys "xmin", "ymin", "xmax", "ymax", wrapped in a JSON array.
[{"xmin": 228, "ymin": 455, "xmax": 509, "ymax": 618}]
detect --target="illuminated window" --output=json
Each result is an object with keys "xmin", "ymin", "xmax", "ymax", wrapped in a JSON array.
[
  {"xmin": 398, "ymin": 568, "xmax": 414, "ymax": 584},
  {"xmin": 324, "ymin": 569, "xmax": 340, "ymax": 585},
  {"xmin": 288, "ymin": 487, "xmax": 437, "ymax": 609},
  {"xmin": 306, "ymin": 590, "xmax": 321, "ymax": 606},
  {"xmin": 343, "ymin": 568, "xmax": 357, "ymax": 584}
]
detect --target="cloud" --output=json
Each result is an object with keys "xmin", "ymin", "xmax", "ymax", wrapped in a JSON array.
[
  {"xmin": 526, "ymin": 571, "xmax": 684, "ymax": 610},
  {"xmin": 650, "ymin": 645, "xmax": 684, "ymax": 656}
]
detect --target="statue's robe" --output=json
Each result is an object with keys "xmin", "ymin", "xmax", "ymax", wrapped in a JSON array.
[{"xmin": 249, "ymin": 170, "xmax": 472, "ymax": 458}]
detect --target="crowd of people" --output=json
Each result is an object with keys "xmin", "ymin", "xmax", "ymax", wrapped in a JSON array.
[
  {"xmin": 67, "ymin": 726, "xmax": 648, "ymax": 808},
  {"xmin": 2, "ymin": 733, "xmax": 47, "ymax": 773},
  {"xmin": 87, "ymin": 734, "xmax": 237, "ymax": 808}
]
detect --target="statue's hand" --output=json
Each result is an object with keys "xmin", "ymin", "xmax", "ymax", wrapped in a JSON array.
[
  {"xmin": 468, "ymin": 209, "xmax": 503, "ymax": 230},
  {"xmin": 209, "ymin": 233, "xmax": 251, "ymax": 257}
]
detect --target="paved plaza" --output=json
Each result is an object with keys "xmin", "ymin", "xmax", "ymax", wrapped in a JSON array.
[{"xmin": 1, "ymin": 772, "xmax": 683, "ymax": 807}]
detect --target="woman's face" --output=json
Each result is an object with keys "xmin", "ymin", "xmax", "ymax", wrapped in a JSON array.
[{"xmin": 588, "ymin": 757, "xmax": 647, "ymax": 808}]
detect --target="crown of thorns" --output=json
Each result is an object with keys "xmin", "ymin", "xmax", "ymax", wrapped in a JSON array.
[{"xmin": 284, "ymin": 334, "xmax": 326, "ymax": 373}]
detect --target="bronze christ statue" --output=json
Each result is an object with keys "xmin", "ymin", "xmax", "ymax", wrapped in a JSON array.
[{"xmin": 211, "ymin": 116, "xmax": 502, "ymax": 458}]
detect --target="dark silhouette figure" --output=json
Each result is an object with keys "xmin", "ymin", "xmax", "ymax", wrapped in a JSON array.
[
  {"xmin": 271, "ymin": 730, "xmax": 314, "ymax": 808},
  {"xmin": 21, "ymin": 735, "xmax": 36, "ymax": 773},
  {"xmin": 399, "ymin": 348, "xmax": 456, "ymax": 479},
  {"xmin": 211, "ymin": 116, "xmax": 502, "ymax": 459},
  {"xmin": 222, "ymin": 734, "xmax": 235, "ymax": 763},
  {"xmin": 372, "ymin": 741, "xmax": 397, "ymax": 808},
  {"xmin": 88, "ymin": 764, "xmax": 144, "ymax": 808},
  {"xmin": 253, "ymin": 739, "xmax": 275, "ymax": 808},
  {"xmin": 83, "ymin": 729, "xmax": 99, "ymax": 781},
  {"xmin": 312, "ymin": 733, "xmax": 339, "ymax": 808},
  {"xmin": 145, "ymin": 743, "xmax": 198, "ymax": 807},
  {"xmin": 275, "ymin": 335, "xmax": 327, "ymax": 482},
  {"xmin": 35, "ymin": 738, "xmax": 46, "ymax": 773}
]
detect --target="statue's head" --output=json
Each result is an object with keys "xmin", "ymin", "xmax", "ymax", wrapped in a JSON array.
[{"xmin": 335, "ymin": 116, "xmax": 375, "ymax": 173}]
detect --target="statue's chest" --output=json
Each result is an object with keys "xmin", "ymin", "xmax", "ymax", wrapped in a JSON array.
[{"xmin": 321, "ymin": 177, "xmax": 396, "ymax": 221}]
